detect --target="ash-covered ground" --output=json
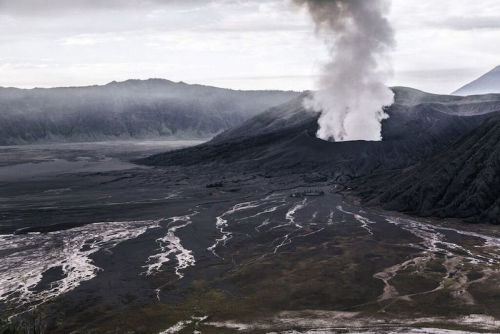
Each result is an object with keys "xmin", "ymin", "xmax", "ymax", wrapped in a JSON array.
[{"xmin": 1, "ymin": 141, "xmax": 500, "ymax": 334}]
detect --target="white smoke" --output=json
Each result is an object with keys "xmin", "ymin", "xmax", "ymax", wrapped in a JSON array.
[{"xmin": 294, "ymin": 0, "xmax": 395, "ymax": 142}]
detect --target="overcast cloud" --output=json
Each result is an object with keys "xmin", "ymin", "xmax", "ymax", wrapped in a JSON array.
[
  {"xmin": 0, "ymin": 0, "xmax": 212, "ymax": 14},
  {"xmin": 1, "ymin": 0, "xmax": 499, "ymax": 93}
]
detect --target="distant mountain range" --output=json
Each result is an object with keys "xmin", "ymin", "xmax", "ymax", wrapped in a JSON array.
[
  {"xmin": 0, "ymin": 79, "xmax": 299, "ymax": 145},
  {"xmin": 453, "ymin": 66, "xmax": 500, "ymax": 96}
]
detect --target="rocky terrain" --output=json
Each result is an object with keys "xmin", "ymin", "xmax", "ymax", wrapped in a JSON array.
[{"xmin": 0, "ymin": 79, "xmax": 298, "ymax": 145}]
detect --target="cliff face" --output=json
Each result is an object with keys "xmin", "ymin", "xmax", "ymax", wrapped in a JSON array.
[
  {"xmin": 0, "ymin": 79, "xmax": 299, "ymax": 145},
  {"xmin": 355, "ymin": 114, "xmax": 500, "ymax": 224}
]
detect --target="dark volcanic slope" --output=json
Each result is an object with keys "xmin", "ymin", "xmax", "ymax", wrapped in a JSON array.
[
  {"xmin": 214, "ymin": 87, "xmax": 500, "ymax": 144},
  {"xmin": 355, "ymin": 114, "xmax": 500, "ymax": 224},
  {"xmin": 211, "ymin": 92, "xmax": 316, "ymax": 143},
  {"xmin": 453, "ymin": 65, "xmax": 500, "ymax": 96},
  {"xmin": 0, "ymin": 79, "xmax": 298, "ymax": 145},
  {"xmin": 141, "ymin": 87, "xmax": 500, "ymax": 180}
]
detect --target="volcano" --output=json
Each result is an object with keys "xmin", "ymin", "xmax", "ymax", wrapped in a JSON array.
[
  {"xmin": 453, "ymin": 66, "xmax": 500, "ymax": 96},
  {"xmin": 140, "ymin": 87, "xmax": 500, "ymax": 180}
]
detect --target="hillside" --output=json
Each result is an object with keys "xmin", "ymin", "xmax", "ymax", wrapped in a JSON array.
[
  {"xmin": 0, "ymin": 79, "xmax": 299, "ymax": 145},
  {"xmin": 354, "ymin": 114, "xmax": 500, "ymax": 224}
]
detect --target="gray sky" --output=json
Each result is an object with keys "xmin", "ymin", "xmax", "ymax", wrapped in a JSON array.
[{"xmin": 1, "ymin": 0, "xmax": 499, "ymax": 94}]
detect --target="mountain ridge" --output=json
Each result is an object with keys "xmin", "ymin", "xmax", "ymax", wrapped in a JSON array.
[
  {"xmin": 211, "ymin": 86, "xmax": 500, "ymax": 144},
  {"xmin": 0, "ymin": 78, "xmax": 300, "ymax": 93},
  {"xmin": 0, "ymin": 79, "xmax": 299, "ymax": 145}
]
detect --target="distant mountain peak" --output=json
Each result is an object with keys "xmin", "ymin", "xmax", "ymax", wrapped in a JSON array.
[
  {"xmin": 453, "ymin": 66, "xmax": 500, "ymax": 96},
  {"xmin": 105, "ymin": 78, "xmax": 178, "ymax": 87}
]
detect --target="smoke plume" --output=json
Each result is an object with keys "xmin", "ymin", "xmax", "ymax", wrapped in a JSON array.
[{"xmin": 294, "ymin": 0, "xmax": 395, "ymax": 142}]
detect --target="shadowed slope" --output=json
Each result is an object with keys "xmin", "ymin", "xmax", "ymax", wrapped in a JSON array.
[{"xmin": 355, "ymin": 114, "xmax": 500, "ymax": 224}]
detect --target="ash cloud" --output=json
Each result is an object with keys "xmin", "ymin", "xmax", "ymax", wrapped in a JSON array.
[{"xmin": 294, "ymin": 0, "xmax": 395, "ymax": 142}]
